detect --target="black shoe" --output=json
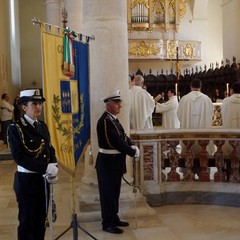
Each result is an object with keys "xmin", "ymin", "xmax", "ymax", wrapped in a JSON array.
[
  {"xmin": 116, "ymin": 220, "xmax": 129, "ymax": 227},
  {"xmin": 103, "ymin": 226, "xmax": 123, "ymax": 234}
]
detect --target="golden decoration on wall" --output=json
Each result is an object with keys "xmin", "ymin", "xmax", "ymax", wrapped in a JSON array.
[
  {"xmin": 128, "ymin": 39, "xmax": 201, "ymax": 61},
  {"xmin": 129, "ymin": 41, "xmax": 160, "ymax": 56},
  {"xmin": 152, "ymin": 0, "xmax": 165, "ymax": 23},
  {"xmin": 168, "ymin": 0, "xmax": 176, "ymax": 18},
  {"xmin": 183, "ymin": 43, "xmax": 193, "ymax": 57},
  {"xmin": 179, "ymin": 0, "xmax": 187, "ymax": 18},
  {"xmin": 167, "ymin": 42, "xmax": 177, "ymax": 58},
  {"xmin": 131, "ymin": 0, "xmax": 149, "ymax": 9}
]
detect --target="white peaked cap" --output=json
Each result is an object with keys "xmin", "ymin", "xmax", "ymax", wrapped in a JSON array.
[
  {"xmin": 101, "ymin": 90, "xmax": 122, "ymax": 103},
  {"xmin": 18, "ymin": 89, "xmax": 45, "ymax": 104},
  {"xmin": 20, "ymin": 89, "xmax": 40, "ymax": 97}
]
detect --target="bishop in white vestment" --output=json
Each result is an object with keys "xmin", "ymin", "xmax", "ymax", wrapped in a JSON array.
[{"xmin": 129, "ymin": 75, "xmax": 155, "ymax": 130}]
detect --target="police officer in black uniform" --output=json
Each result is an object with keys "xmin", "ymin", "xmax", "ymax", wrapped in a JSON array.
[
  {"xmin": 96, "ymin": 90, "xmax": 140, "ymax": 234},
  {"xmin": 7, "ymin": 89, "xmax": 58, "ymax": 240}
]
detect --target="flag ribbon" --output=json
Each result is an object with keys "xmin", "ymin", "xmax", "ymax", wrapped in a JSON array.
[{"xmin": 62, "ymin": 29, "xmax": 77, "ymax": 77}]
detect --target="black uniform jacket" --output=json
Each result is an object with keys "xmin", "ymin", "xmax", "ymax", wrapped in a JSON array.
[
  {"xmin": 95, "ymin": 111, "xmax": 136, "ymax": 174},
  {"xmin": 8, "ymin": 116, "xmax": 57, "ymax": 194}
]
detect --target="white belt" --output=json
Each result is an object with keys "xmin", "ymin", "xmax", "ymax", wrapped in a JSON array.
[
  {"xmin": 99, "ymin": 148, "xmax": 121, "ymax": 154},
  {"xmin": 17, "ymin": 166, "xmax": 37, "ymax": 173}
]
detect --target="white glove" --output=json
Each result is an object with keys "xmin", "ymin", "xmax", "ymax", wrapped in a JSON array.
[
  {"xmin": 46, "ymin": 163, "xmax": 58, "ymax": 177},
  {"xmin": 131, "ymin": 145, "xmax": 140, "ymax": 158},
  {"xmin": 46, "ymin": 175, "xmax": 58, "ymax": 184}
]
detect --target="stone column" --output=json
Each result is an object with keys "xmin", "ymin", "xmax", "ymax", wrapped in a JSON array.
[
  {"xmin": 77, "ymin": 0, "xmax": 156, "ymax": 222},
  {"xmin": 82, "ymin": 0, "xmax": 130, "ymax": 184},
  {"xmin": 64, "ymin": 0, "xmax": 82, "ymax": 32},
  {"xmin": 8, "ymin": 0, "xmax": 21, "ymax": 97},
  {"xmin": 44, "ymin": 0, "xmax": 61, "ymax": 26}
]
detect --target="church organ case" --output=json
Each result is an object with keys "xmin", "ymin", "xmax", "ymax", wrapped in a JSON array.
[
  {"xmin": 127, "ymin": 0, "xmax": 187, "ymax": 33},
  {"xmin": 127, "ymin": 1, "xmax": 201, "ymax": 62}
]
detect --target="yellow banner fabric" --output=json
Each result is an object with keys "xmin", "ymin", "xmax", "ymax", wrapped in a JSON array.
[{"xmin": 41, "ymin": 27, "xmax": 75, "ymax": 175}]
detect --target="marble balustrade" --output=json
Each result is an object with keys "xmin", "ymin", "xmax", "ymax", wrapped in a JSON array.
[{"xmin": 130, "ymin": 129, "xmax": 240, "ymax": 207}]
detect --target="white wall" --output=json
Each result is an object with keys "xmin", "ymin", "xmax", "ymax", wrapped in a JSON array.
[
  {"xmin": 222, "ymin": 0, "xmax": 240, "ymax": 64},
  {"xmin": 19, "ymin": 0, "xmax": 46, "ymax": 90}
]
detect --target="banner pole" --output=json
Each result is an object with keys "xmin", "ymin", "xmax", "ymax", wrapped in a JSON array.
[
  {"xmin": 54, "ymin": 171, "xmax": 98, "ymax": 240},
  {"xmin": 70, "ymin": 175, "xmax": 78, "ymax": 240}
]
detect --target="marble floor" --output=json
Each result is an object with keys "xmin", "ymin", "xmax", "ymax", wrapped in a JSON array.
[{"xmin": 1, "ymin": 145, "xmax": 240, "ymax": 240}]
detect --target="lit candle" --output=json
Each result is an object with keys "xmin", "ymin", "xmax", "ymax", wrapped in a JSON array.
[
  {"xmin": 226, "ymin": 83, "xmax": 229, "ymax": 96},
  {"xmin": 175, "ymin": 83, "xmax": 178, "ymax": 95}
]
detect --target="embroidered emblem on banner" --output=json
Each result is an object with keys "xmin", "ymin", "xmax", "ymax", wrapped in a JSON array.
[{"xmin": 52, "ymin": 80, "xmax": 84, "ymax": 141}]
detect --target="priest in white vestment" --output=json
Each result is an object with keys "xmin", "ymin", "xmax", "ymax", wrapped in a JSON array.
[
  {"xmin": 221, "ymin": 82, "xmax": 240, "ymax": 157},
  {"xmin": 155, "ymin": 88, "xmax": 180, "ymax": 128},
  {"xmin": 129, "ymin": 75, "xmax": 155, "ymax": 130},
  {"xmin": 221, "ymin": 82, "xmax": 240, "ymax": 128},
  {"xmin": 177, "ymin": 78, "xmax": 214, "ymax": 129},
  {"xmin": 177, "ymin": 78, "xmax": 214, "ymax": 159}
]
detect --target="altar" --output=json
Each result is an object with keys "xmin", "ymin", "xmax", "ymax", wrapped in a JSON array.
[{"xmin": 211, "ymin": 102, "xmax": 222, "ymax": 127}]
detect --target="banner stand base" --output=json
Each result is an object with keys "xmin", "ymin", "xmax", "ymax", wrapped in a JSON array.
[{"xmin": 54, "ymin": 213, "xmax": 98, "ymax": 240}]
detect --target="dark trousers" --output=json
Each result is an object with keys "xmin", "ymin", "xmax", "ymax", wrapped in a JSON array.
[
  {"xmin": 96, "ymin": 169, "xmax": 122, "ymax": 228},
  {"xmin": 16, "ymin": 192, "xmax": 47, "ymax": 240}
]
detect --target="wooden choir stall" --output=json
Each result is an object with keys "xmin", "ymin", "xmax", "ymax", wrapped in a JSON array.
[{"xmin": 130, "ymin": 57, "xmax": 240, "ymax": 127}]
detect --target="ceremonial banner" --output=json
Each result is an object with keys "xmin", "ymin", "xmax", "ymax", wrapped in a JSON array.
[{"xmin": 41, "ymin": 25, "xmax": 90, "ymax": 175}]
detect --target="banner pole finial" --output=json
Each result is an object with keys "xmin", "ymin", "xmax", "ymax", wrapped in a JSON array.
[
  {"xmin": 32, "ymin": 17, "xmax": 41, "ymax": 26},
  {"xmin": 62, "ymin": 7, "xmax": 68, "ymax": 29}
]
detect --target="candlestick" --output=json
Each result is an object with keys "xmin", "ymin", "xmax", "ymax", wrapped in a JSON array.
[
  {"xmin": 226, "ymin": 83, "xmax": 229, "ymax": 97},
  {"xmin": 175, "ymin": 83, "xmax": 178, "ymax": 95}
]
